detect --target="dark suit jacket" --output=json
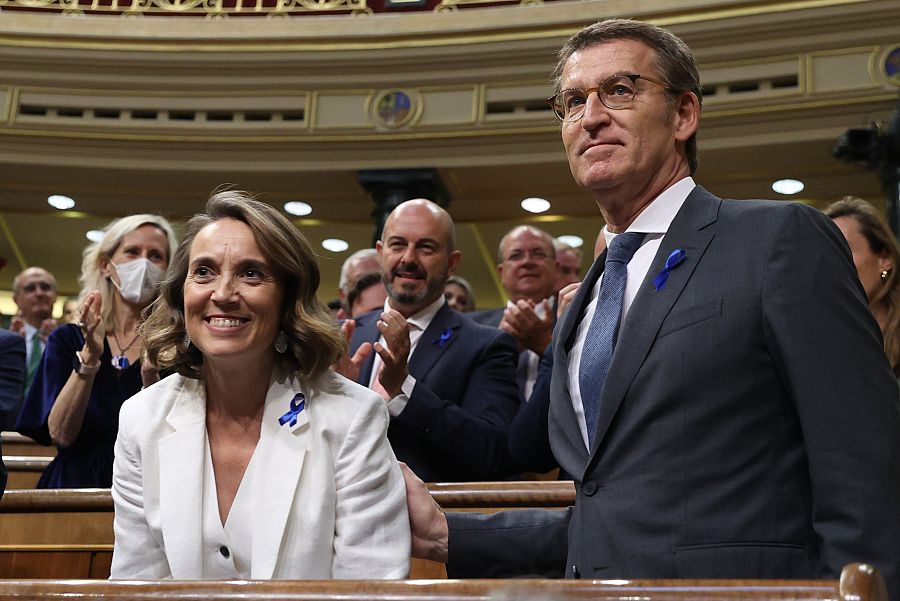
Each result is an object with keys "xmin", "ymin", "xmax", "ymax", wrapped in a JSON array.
[
  {"xmin": 470, "ymin": 307, "xmax": 504, "ymax": 328},
  {"xmin": 0, "ymin": 330, "xmax": 25, "ymax": 431},
  {"xmin": 448, "ymin": 187, "xmax": 900, "ymax": 596},
  {"xmin": 507, "ymin": 346, "xmax": 556, "ymax": 473},
  {"xmin": 0, "ymin": 330, "xmax": 25, "ymax": 497},
  {"xmin": 349, "ymin": 302, "xmax": 520, "ymax": 482}
]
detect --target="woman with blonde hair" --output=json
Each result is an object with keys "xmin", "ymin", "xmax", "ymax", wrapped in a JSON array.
[
  {"xmin": 825, "ymin": 196, "xmax": 900, "ymax": 374},
  {"xmin": 110, "ymin": 190, "xmax": 409, "ymax": 579},
  {"xmin": 16, "ymin": 214, "xmax": 177, "ymax": 488}
]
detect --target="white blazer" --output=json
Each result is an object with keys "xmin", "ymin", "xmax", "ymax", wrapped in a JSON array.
[{"xmin": 109, "ymin": 370, "xmax": 410, "ymax": 579}]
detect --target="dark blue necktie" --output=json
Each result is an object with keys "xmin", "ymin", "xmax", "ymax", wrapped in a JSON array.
[{"xmin": 579, "ymin": 231, "xmax": 645, "ymax": 446}]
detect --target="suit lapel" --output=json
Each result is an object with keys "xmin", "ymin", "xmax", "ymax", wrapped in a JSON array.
[
  {"xmin": 158, "ymin": 378, "xmax": 206, "ymax": 579},
  {"xmin": 588, "ymin": 187, "xmax": 720, "ymax": 458},
  {"xmin": 249, "ymin": 377, "xmax": 309, "ymax": 579},
  {"xmin": 408, "ymin": 304, "xmax": 461, "ymax": 377}
]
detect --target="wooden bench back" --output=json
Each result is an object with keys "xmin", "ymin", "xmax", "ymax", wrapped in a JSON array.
[
  {"xmin": 0, "ymin": 564, "xmax": 887, "ymax": 601},
  {"xmin": 0, "ymin": 483, "xmax": 574, "ymax": 579}
]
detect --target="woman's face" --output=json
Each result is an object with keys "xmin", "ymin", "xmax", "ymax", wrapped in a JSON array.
[
  {"xmin": 101, "ymin": 224, "xmax": 170, "ymax": 302},
  {"xmin": 444, "ymin": 282, "xmax": 470, "ymax": 312},
  {"xmin": 833, "ymin": 215, "xmax": 892, "ymax": 303},
  {"xmin": 183, "ymin": 218, "xmax": 283, "ymax": 370}
]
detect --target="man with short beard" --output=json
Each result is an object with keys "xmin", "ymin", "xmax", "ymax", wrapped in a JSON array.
[{"xmin": 338, "ymin": 199, "xmax": 520, "ymax": 482}]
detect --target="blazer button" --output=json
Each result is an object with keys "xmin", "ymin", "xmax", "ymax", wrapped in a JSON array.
[
  {"xmin": 582, "ymin": 481, "xmax": 598, "ymax": 496},
  {"xmin": 571, "ymin": 565, "xmax": 580, "ymax": 579},
  {"xmin": 219, "ymin": 545, "xmax": 230, "ymax": 559}
]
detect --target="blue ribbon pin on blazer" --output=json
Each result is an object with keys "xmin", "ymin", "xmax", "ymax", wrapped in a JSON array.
[
  {"xmin": 433, "ymin": 328, "xmax": 453, "ymax": 348},
  {"xmin": 278, "ymin": 393, "xmax": 306, "ymax": 429},
  {"xmin": 652, "ymin": 249, "xmax": 686, "ymax": 291}
]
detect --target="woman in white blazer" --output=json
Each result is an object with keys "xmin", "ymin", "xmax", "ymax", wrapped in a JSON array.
[{"xmin": 110, "ymin": 190, "xmax": 410, "ymax": 579}]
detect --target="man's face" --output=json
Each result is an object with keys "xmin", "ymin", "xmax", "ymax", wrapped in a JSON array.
[
  {"xmin": 341, "ymin": 254, "xmax": 380, "ymax": 299},
  {"xmin": 561, "ymin": 39, "xmax": 686, "ymax": 204},
  {"xmin": 350, "ymin": 281, "xmax": 388, "ymax": 318},
  {"xmin": 377, "ymin": 204, "xmax": 461, "ymax": 317},
  {"xmin": 554, "ymin": 248, "xmax": 581, "ymax": 292},
  {"xmin": 498, "ymin": 229, "xmax": 557, "ymax": 302},
  {"xmin": 13, "ymin": 268, "xmax": 57, "ymax": 325}
]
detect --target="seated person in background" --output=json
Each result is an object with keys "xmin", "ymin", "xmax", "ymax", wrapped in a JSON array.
[
  {"xmin": 335, "ymin": 248, "xmax": 380, "ymax": 319},
  {"xmin": 61, "ymin": 297, "xmax": 80, "ymax": 324},
  {"xmin": 825, "ymin": 196, "xmax": 900, "ymax": 375},
  {"xmin": 444, "ymin": 275, "xmax": 475, "ymax": 313},
  {"xmin": 347, "ymin": 271, "xmax": 388, "ymax": 318},
  {"xmin": 472, "ymin": 226, "xmax": 558, "ymax": 400},
  {"xmin": 112, "ymin": 190, "xmax": 409, "ymax": 579},
  {"xmin": 338, "ymin": 199, "xmax": 520, "ymax": 482},
  {"xmin": 9, "ymin": 266, "xmax": 58, "ymax": 399},
  {"xmin": 0, "ymin": 329, "xmax": 26, "ymax": 432},
  {"xmin": 553, "ymin": 240, "xmax": 582, "ymax": 293},
  {"xmin": 16, "ymin": 215, "xmax": 176, "ymax": 488}
]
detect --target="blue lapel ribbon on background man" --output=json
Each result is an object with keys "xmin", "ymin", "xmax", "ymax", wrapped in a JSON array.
[{"xmin": 433, "ymin": 328, "xmax": 453, "ymax": 348}]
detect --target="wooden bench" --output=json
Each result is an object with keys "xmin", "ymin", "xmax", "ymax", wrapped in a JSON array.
[
  {"xmin": 3, "ymin": 456, "xmax": 52, "ymax": 489},
  {"xmin": 0, "ymin": 483, "xmax": 575, "ymax": 579},
  {"xmin": 1, "ymin": 432, "xmax": 56, "ymax": 458},
  {"xmin": 0, "ymin": 563, "xmax": 886, "ymax": 601}
]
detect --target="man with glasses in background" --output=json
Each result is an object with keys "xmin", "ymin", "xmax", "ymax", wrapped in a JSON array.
[
  {"xmin": 402, "ymin": 18, "xmax": 900, "ymax": 596},
  {"xmin": 472, "ymin": 225, "xmax": 558, "ymax": 400},
  {"xmin": 9, "ymin": 267, "xmax": 58, "ymax": 404}
]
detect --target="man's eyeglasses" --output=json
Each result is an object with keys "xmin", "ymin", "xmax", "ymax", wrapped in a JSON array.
[
  {"xmin": 22, "ymin": 282, "xmax": 54, "ymax": 293},
  {"xmin": 505, "ymin": 248, "xmax": 551, "ymax": 263},
  {"xmin": 547, "ymin": 73, "xmax": 672, "ymax": 122}
]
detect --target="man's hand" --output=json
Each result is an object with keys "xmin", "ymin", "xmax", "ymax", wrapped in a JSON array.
[
  {"xmin": 500, "ymin": 299, "xmax": 554, "ymax": 354},
  {"xmin": 374, "ymin": 309, "xmax": 411, "ymax": 398},
  {"xmin": 332, "ymin": 319, "xmax": 373, "ymax": 381},
  {"xmin": 557, "ymin": 282, "xmax": 581, "ymax": 320},
  {"xmin": 9, "ymin": 314, "xmax": 25, "ymax": 337},
  {"xmin": 400, "ymin": 462, "xmax": 448, "ymax": 563},
  {"xmin": 38, "ymin": 318, "xmax": 58, "ymax": 342}
]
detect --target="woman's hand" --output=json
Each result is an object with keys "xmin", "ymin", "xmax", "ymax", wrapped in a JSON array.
[{"xmin": 78, "ymin": 291, "xmax": 105, "ymax": 363}]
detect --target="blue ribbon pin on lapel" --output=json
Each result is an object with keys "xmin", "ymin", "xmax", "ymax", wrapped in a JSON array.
[
  {"xmin": 278, "ymin": 393, "xmax": 306, "ymax": 428},
  {"xmin": 433, "ymin": 328, "xmax": 453, "ymax": 348},
  {"xmin": 652, "ymin": 249, "xmax": 686, "ymax": 291}
]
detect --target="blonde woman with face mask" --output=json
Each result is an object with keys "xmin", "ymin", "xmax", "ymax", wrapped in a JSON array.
[{"xmin": 16, "ymin": 215, "xmax": 177, "ymax": 488}]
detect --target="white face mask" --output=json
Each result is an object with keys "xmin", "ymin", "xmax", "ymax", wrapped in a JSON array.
[{"xmin": 111, "ymin": 258, "xmax": 165, "ymax": 305}]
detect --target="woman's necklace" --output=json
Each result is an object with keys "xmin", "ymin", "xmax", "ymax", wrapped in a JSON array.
[{"xmin": 111, "ymin": 327, "xmax": 141, "ymax": 371}]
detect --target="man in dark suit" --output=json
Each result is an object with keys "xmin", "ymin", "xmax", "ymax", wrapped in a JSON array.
[
  {"xmin": 472, "ymin": 225, "xmax": 558, "ymax": 400},
  {"xmin": 340, "ymin": 198, "xmax": 520, "ymax": 482},
  {"xmin": 402, "ymin": 18, "xmax": 900, "ymax": 596},
  {"xmin": 0, "ymin": 329, "xmax": 26, "ymax": 496}
]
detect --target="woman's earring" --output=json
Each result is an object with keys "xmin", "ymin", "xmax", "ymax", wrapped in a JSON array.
[
  {"xmin": 182, "ymin": 332, "xmax": 191, "ymax": 349},
  {"xmin": 275, "ymin": 330, "xmax": 287, "ymax": 354},
  {"xmin": 882, "ymin": 269, "xmax": 890, "ymax": 280}
]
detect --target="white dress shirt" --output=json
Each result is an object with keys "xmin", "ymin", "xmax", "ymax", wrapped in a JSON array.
[
  {"xmin": 368, "ymin": 295, "xmax": 446, "ymax": 417},
  {"xmin": 567, "ymin": 177, "xmax": 695, "ymax": 449}
]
